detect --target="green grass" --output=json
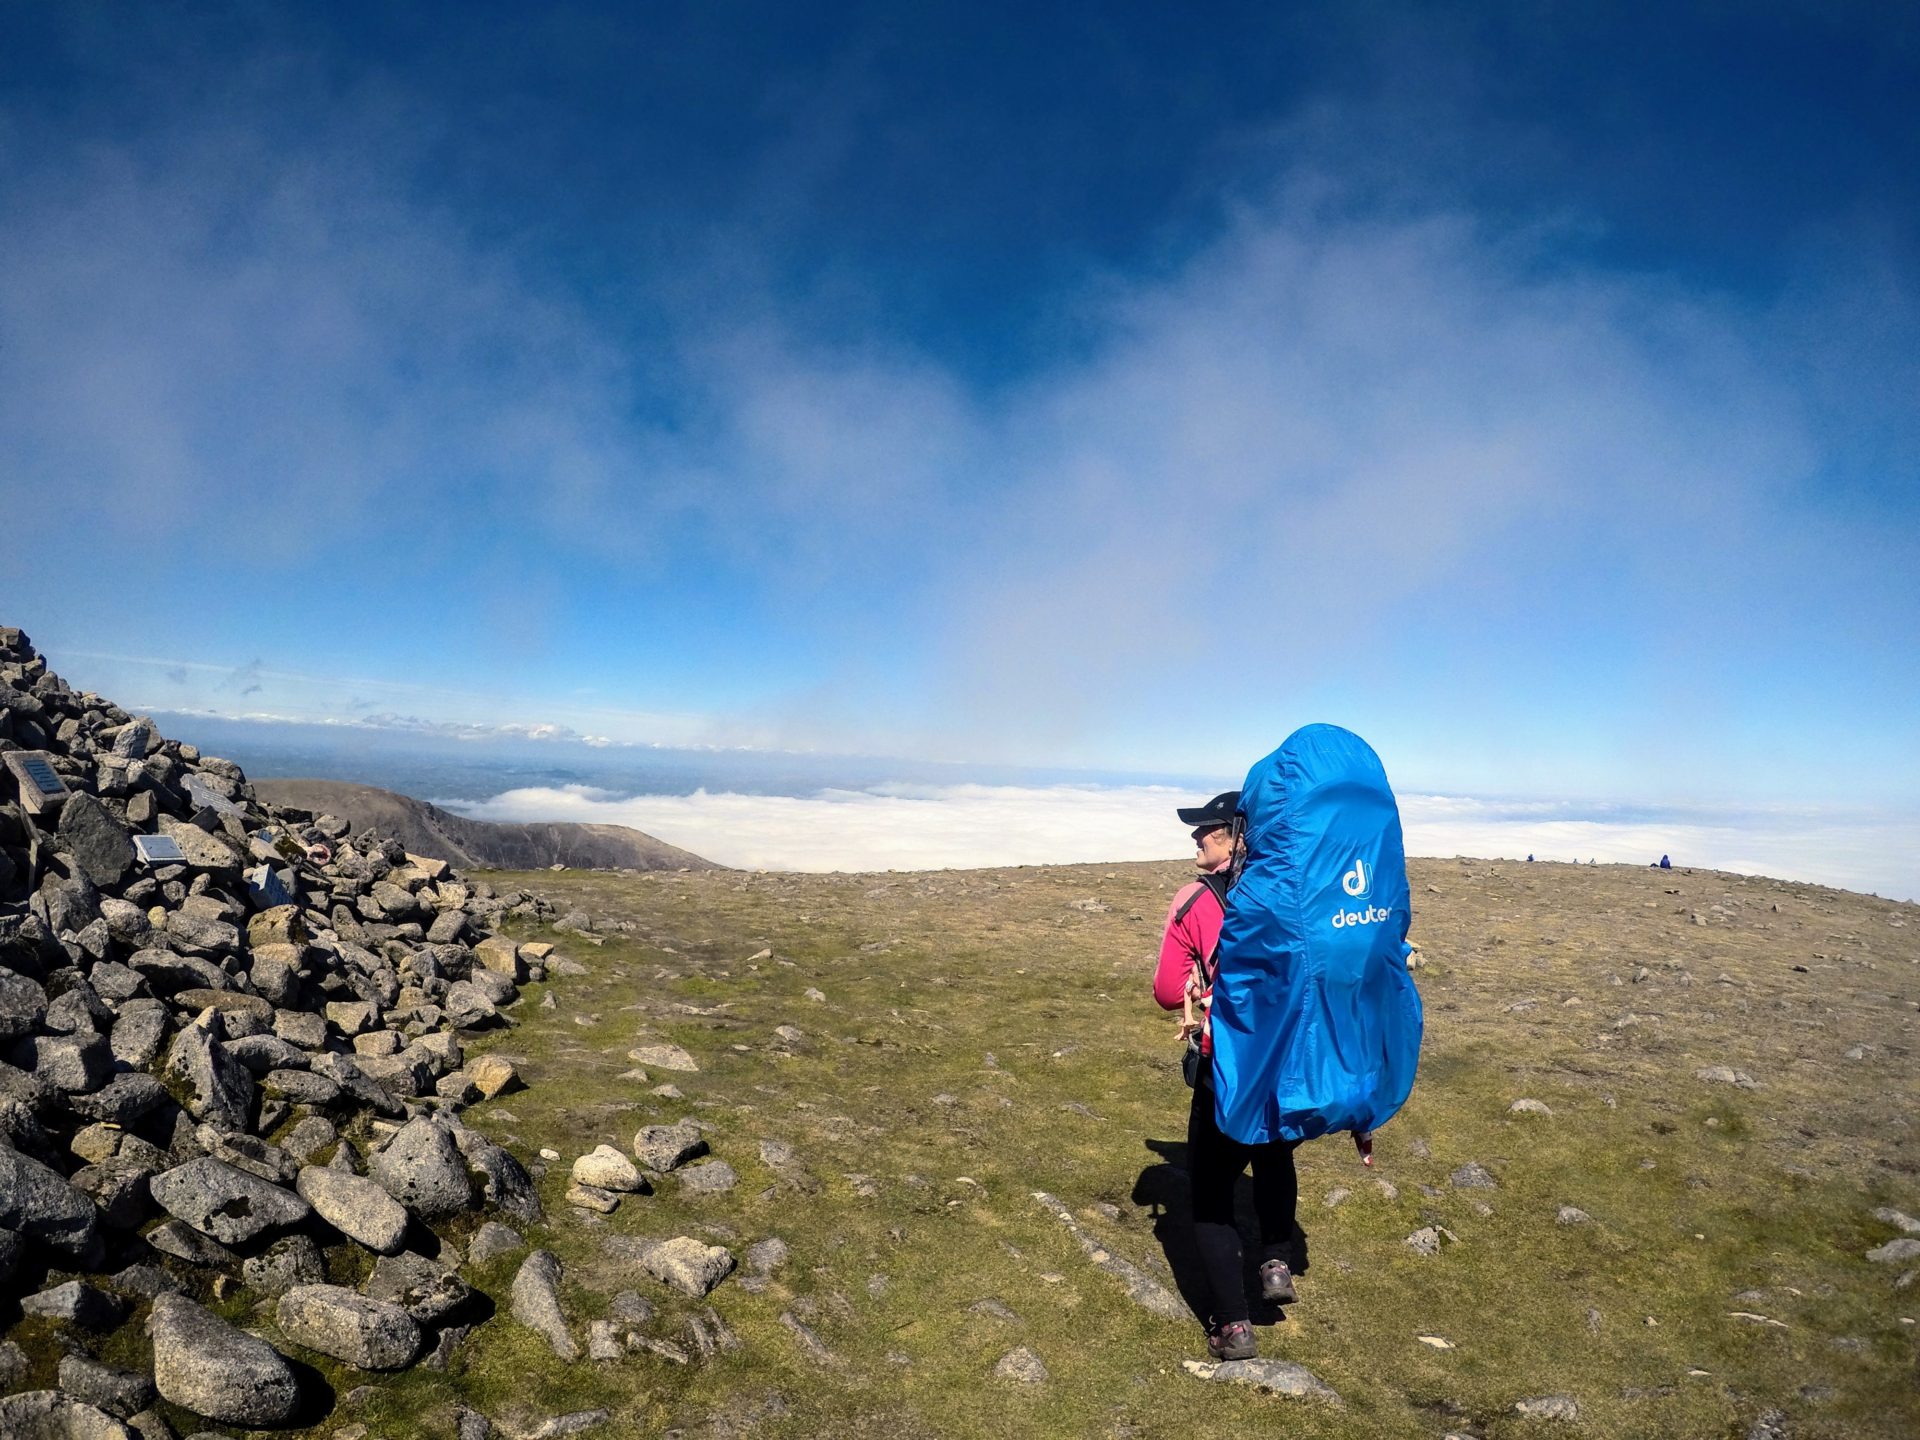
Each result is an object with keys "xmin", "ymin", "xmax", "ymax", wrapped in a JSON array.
[{"xmin": 48, "ymin": 857, "xmax": 1920, "ymax": 1438}]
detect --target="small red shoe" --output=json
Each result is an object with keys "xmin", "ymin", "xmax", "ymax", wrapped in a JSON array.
[
  {"xmin": 1259, "ymin": 1259, "xmax": 1297, "ymax": 1304},
  {"xmin": 1206, "ymin": 1319, "xmax": 1256, "ymax": 1360}
]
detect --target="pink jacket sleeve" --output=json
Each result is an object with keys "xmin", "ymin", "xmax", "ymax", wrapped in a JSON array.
[{"xmin": 1153, "ymin": 882, "xmax": 1208, "ymax": 1010}]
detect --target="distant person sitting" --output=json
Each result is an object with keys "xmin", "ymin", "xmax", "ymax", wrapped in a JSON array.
[
  {"xmin": 1150, "ymin": 790, "xmax": 1302, "ymax": 1362},
  {"xmin": 1526, "ymin": 854, "xmax": 1534, "ymax": 863},
  {"xmin": 1659, "ymin": 854, "xmax": 1672, "ymax": 869}
]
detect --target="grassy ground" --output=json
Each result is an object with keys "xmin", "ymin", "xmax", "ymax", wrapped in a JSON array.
[{"xmin": 332, "ymin": 858, "xmax": 1918, "ymax": 1439}]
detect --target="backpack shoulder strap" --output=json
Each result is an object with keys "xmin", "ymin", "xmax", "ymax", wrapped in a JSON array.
[
  {"xmin": 1173, "ymin": 872, "xmax": 1231, "ymax": 984},
  {"xmin": 1171, "ymin": 882, "xmax": 1209, "ymax": 927}
]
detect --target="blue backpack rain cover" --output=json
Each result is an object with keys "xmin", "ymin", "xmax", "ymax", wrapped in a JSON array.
[{"xmin": 1208, "ymin": 724, "xmax": 1423, "ymax": 1145}]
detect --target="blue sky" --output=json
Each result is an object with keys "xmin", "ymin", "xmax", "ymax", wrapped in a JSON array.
[{"xmin": 3, "ymin": 2, "xmax": 1916, "ymax": 813}]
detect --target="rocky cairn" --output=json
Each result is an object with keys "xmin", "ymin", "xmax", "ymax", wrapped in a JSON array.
[{"xmin": 0, "ymin": 625, "xmax": 558, "ymax": 1433}]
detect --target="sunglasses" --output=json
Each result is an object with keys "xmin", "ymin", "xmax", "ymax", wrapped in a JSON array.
[{"xmin": 1191, "ymin": 825, "xmax": 1226, "ymax": 844}]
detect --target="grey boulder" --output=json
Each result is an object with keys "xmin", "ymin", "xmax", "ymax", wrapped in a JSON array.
[
  {"xmin": 0, "ymin": 1391, "xmax": 134, "ymax": 1439},
  {"xmin": 275, "ymin": 1283, "xmax": 421, "ymax": 1370},
  {"xmin": 633, "ymin": 1123, "xmax": 707, "ymax": 1172},
  {"xmin": 296, "ymin": 1166, "xmax": 409, "ymax": 1254},
  {"xmin": 162, "ymin": 1016, "xmax": 254, "ymax": 1130},
  {"xmin": 0, "ymin": 1146, "xmax": 100, "ymax": 1259},
  {"xmin": 241, "ymin": 1234, "xmax": 327, "ymax": 1297},
  {"xmin": 57, "ymin": 1354, "xmax": 156, "ymax": 1419},
  {"xmin": 56, "ymin": 792, "xmax": 135, "ymax": 889},
  {"xmin": 147, "ymin": 1292, "xmax": 300, "ymax": 1426},
  {"xmin": 369, "ymin": 1117, "xmax": 474, "ymax": 1218},
  {"xmin": 0, "ymin": 969, "xmax": 48, "ymax": 1040},
  {"xmin": 511, "ymin": 1250, "xmax": 578, "ymax": 1360},
  {"xmin": 150, "ymin": 1157, "xmax": 310, "ymax": 1245},
  {"xmin": 635, "ymin": 1235, "xmax": 735, "ymax": 1297},
  {"xmin": 366, "ymin": 1250, "xmax": 474, "ymax": 1325}
]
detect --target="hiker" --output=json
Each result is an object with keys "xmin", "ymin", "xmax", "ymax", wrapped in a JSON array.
[{"xmin": 1151, "ymin": 789, "xmax": 1301, "ymax": 1361}]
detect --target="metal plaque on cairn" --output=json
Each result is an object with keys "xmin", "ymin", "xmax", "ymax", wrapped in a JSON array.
[
  {"xmin": 4, "ymin": 750, "xmax": 69, "ymax": 816},
  {"xmin": 132, "ymin": 833, "xmax": 186, "ymax": 865}
]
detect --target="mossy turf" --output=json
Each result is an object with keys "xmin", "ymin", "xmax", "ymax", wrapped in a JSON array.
[{"xmin": 70, "ymin": 858, "xmax": 1920, "ymax": 1438}]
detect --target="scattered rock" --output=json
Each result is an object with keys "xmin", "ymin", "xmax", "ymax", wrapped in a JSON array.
[
  {"xmin": 22, "ymin": 1280, "xmax": 125, "ymax": 1329},
  {"xmin": 518, "ymin": 1412, "xmax": 611, "ymax": 1439},
  {"xmin": 744, "ymin": 1237, "xmax": 790, "ymax": 1275},
  {"xmin": 1556, "ymin": 1206, "xmax": 1592, "ymax": 1226},
  {"xmin": 1182, "ymin": 1358, "xmax": 1341, "ymax": 1403},
  {"xmin": 1509, "ymin": 1098, "xmax": 1553, "ymax": 1115},
  {"xmin": 241, "ymin": 1234, "xmax": 327, "ymax": 1296},
  {"xmin": 1031, "ymin": 1191, "xmax": 1187, "ymax": 1322},
  {"xmin": 470, "ymin": 1221, "xmax": 525, "ymax": 1265},
  {"xmin": 512, "ymin": 1250, "xmax": 579, "ymax": 1360},
  {"xmin": 1449, "ymin": 1162, "xmax": 1497, "ymax": 1189},
  {"xmin": 1514, "ymin": 1394, "xmax": 1580, "ymax": 1421},
  {"xmin": 1695, "ymin": 1065, "xmax": 1758, "ymax": 1089},
  {"xmin": 369, "ymin": 1117, "xmax": 474, "ymax": 1219},
  {"xmin": 993, "ymin": 1345, "xmax": 1049, "ymax": 1383},
  {"xmin": 779, "ymin": 1311, "xmax": 838, "ymax": 1368},
  {"xmin": 634, "ymin": 1235, "xmax": 735, "ymax": 1296},
  {"xmin": 0, "ymin": 1146, "xmax": 100, "ymax": 1259},
  {"xmin": 633, "ymin": 1123, "xmax": 708, "ymax": 1171},
  {"xmin": 149, "ymin": 1158, "xmax": 310, "ymax": 1246},
  {"xmin": 58, "ymin": 1353, "xmax": 158, "ymax": 1420},
  {"xmin": 467, "ymin": 1055, "xmax": 520, "ymax": 1098},
  {"xmin": 588, "ymin": 1319, "xmax": 623, "ymax": 1361},
  {"xmin": 627, "ymin": 1042, "xmax": 698, "ymax": 1072},
  {"xmin": 572, "ymin": 1145, "xmax": 647, "ymax": 1193},
  {"xmin": 679, "ymin": 1160, "xmax": 738, "ymax": 1195},
  {"xmin": 1866, "ymin": 1238, "xmax": 1920, "ymax": 1264},
  {"xmin": 367, "ymin": 1250, "xmax": 474, "ymax": 1325},
  {"xmin": 566, "ymin": 1182, "xmax": 621, "ymax": 1214},
  {"xmin": 1872, "ymin": 1207, "xmax": 1920, "ymax": 1235}
]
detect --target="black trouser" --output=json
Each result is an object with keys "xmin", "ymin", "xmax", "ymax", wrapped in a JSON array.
[{"xmin": 1188, "ymin": 1068, "xmax": 1299, "ymax": 1325}]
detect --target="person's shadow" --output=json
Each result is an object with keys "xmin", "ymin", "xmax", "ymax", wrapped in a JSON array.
[{"xmin": 1132, "ymin": 1137, "xmax": 1309, "ymax": 1328}]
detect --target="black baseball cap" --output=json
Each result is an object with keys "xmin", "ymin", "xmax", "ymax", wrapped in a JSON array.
[{"xmin": 1176, "ymin": 791, "xmax": 1241, "ymax": 828}]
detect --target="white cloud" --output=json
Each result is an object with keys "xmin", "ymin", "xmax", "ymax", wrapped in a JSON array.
[{"xmin": 449, "ymin": 782, "xmax": 1919, "ymax": 900}]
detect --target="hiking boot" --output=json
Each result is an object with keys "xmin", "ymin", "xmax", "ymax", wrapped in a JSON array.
[
  {"xmin": 1206, "ymin": 1319, "xmax": 1256, "ymax": 1361},
  {"xmin": 1259, "ymin": 1259, "xmax": 1297, "ymax": 1304}
]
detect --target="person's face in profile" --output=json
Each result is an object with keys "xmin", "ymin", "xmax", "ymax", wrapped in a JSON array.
[{"xmin": 1192, "ymin": 823, "xmax": 1235, "ymax": 871}]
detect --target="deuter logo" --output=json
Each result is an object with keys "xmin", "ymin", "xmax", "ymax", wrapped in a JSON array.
[
  {"xmin": 1332, "ymin": 904, "xmax": 1390, "ymax": 929},
  {"xmin": 1341, "ymin": 858, "xmax": 1371, "ymax": 897}
]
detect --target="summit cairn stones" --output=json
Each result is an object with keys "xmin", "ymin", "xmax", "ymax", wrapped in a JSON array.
[
  {"xmin": 56, "ymin": 792, "xmax": 135, "ymax": 888},
  {"xmin": 370, "ymin": 1117, "xmax": 474, "ymax": 1219},
  {"xmin": 276, "ymin": 1284, "xmax": 421, "ymax": 1369},
  {"xmin": 0, "ymin": 1391, "xmax": 135, "ymax": 1439},
  {"xmin": 150, "ymin": 1158, "xmax": 310, "ymax": 1246},
  {"xmin": 296, "ymin": 1166, "xmax": 410, "ymax": 1254},
  {"xmin": 474, "ymin": 935, "xmax": 526, "ymax": 981},
  {"xmin": 0, "ymin": 1146, "xmax": 101, "ymax": 1259},
  {"xmin": 147, "ymin": 1293, "xmax": 300, "ymax": 1425}
]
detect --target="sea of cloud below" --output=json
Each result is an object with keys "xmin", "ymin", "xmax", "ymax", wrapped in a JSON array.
[{"xmin": 447, "ymin": 783, "xmax": 1919, "ymax": 902}]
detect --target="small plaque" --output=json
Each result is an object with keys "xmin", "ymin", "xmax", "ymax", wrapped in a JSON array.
[
  {"xmin": 4, "ymin": 750, "xmax": 69, "ymax": 815},
  {"xmin": 133, "ymin": 833, "xmax": 186, "ymax": 865},
  {"xmin": 21, "ymin": 755, "xmax": 63, "ymax": 795}
]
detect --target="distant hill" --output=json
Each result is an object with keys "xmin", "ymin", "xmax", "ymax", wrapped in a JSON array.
[{"xmin": 252, "ymin": 778, "xmax": 720, "ymax": 872}]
